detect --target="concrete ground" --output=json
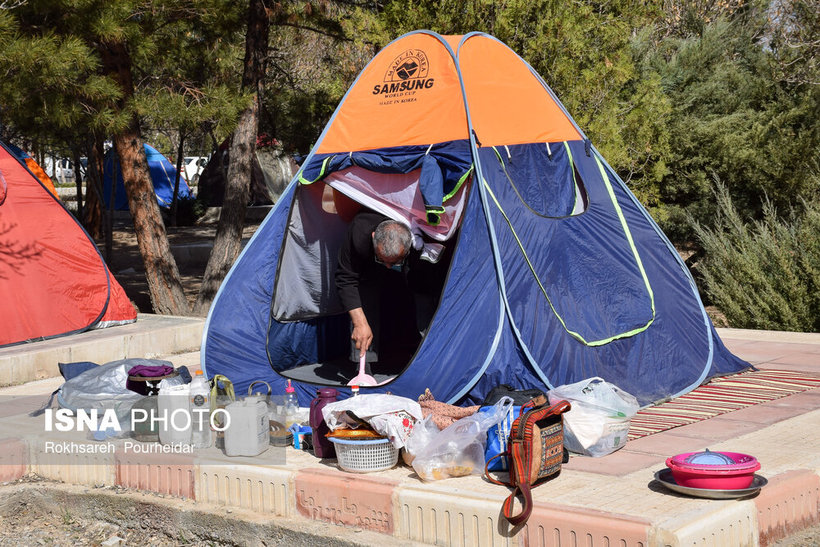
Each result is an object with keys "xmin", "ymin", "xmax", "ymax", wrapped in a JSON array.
[{"xmin": 0, "ymin": 317, "xmax": 818, "ymax": 546}]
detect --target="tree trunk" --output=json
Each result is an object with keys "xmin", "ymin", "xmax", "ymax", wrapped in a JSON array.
[
  {"xmin": 100, "ymin": 40, "xmax": 189, "ymax": 316},
  {"xmin": 71, "ymin": 146, "xmax": 84, "ymax": 222},
  {"xmin": 105, "ymin": 142, "xmax": 119, "ymax": 261},
  {"xmin": 170, "ymin": 133, "xmax": 186, "ymax": 227},
  {"xmin": 193, "ymin": 0, "xmax": 270, "ymax": 316},
  {"xmin": 83, "ymin": 138, "xmax": 104, "ymax": 240}
]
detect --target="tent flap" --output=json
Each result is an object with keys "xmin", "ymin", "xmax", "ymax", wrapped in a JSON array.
[{"xmin": 299, "ymin": 140, "xmax": 473, "ymax": 224}]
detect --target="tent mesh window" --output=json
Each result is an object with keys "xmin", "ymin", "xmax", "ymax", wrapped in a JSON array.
[{"xmin": 491, "ymin": 142, "xmax": 588, "ymax": 219}]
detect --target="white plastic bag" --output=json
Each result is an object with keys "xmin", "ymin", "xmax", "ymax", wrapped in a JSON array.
[
  {"xmin": 322, "ymin": 394, "xmax": 423, "ymax": 449},
  {"xmin": 548, "ymin": 377, "xmax": 639, "ymax": 457},
  {"xmin": 402, "ymin": 415, "xmax": 440, "ymax": 466},
  {"xmin": 411, "ymin": 397, "xmax": 512, "ymax": 481}
]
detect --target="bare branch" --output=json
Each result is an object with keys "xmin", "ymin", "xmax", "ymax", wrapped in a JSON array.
[{"xmin": 0, "ymin": 0, "xmax": 28, "ymax": 10}]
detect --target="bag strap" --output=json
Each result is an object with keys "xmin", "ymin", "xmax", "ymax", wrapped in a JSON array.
[
  {"xmin": 499, "ymin": 400, "xmax": 570, "ymax": 525},
  {"xmin": 520, "ymin": 396, "xmax": 540, "ymax": 412},
  {"xmin": 528, "ymin": 399, "xmax": 571, "ymax": 422},
  {"xmin": 502, "ymin": 440, "xmax": 534, "ymax": 525},
  {"xmin": 484, "ymin": 453, "xmax": 509, "ymax": 486},
  {"xmin": 502, "ymin": 483, "xmax": 533, "ymax": 526},
  {"xmin": 548, "ymin": 399, "xmax": 572, "ymax": 415}
]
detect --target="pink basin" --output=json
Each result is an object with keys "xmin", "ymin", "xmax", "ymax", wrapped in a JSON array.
[{"xmin": 666, "ymin": 450, "xmax": 760, "ymax": 490}]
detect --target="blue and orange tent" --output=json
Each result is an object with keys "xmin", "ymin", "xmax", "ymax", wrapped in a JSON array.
[
  {"xmin": 201, "ymin": 31, "xmax": 749, "ymax": 406},
  {"xmin": 0, "ymin": 141, "xmax": 137, "ymax": 347}
]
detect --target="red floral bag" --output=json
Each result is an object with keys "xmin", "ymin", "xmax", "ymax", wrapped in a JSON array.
[{"xmin": 485, "ymin": 397, "xmax": 571, "ymax": 525}]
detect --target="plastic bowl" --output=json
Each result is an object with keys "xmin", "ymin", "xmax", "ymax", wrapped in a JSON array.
[{"xmin": 666, "ymin": 450, "xmax": 760, "ymax": 490}]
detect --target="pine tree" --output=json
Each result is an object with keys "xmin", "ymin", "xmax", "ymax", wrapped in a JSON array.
[
  {"xmin": 640, "ymin": 9, "xmax": 819, "ymax": 240},
  {"xmin": 194, "ymin": 0, "xmax": 271, "ymax": 315},
  {"xmin": 0, "ymin": 0, "xmax": 250, "ymax": 315}
]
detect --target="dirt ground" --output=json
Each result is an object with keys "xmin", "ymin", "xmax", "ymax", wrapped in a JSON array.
[
  {"xmin": 0, "ymin": 478, "xmax": 183, "ymax": 546},
  {"xmin": 2, "ymin": 477, "xmax": 818, "ymax": 545},
  {"xmin": 773, "ymin": 525, "xmax": 820, "ymax": 546},
  {"xmin": 0, "ymin": 479, "xmax": 378, "ymax": 546},
  {"xmin": 101, "ymin": 218, "xmax": 261, "ymax": 315}
]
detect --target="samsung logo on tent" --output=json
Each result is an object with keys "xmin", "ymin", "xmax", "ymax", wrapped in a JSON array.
[
  {"xmin": 372, "ymin": 49, "xmax": 435, "ymax": 96},
  {"xmin": 373, "ymin": 79, "xmax": 434, "ymax": 94}
]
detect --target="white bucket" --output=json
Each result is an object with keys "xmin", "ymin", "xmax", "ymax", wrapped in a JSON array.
[
  {"xmin": 223, "ymin": 398, "xmax": 269, "ymax": 456},
  {"xmin": 157, "ymin": 383, "xmax": 192, "ymax": 445}
]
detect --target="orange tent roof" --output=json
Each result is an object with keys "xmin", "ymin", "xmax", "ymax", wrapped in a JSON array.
[
  {"xmin": 457, "ymin": 34, "xmax": 582, "ymax": 147},
  {"xmin": 316, "ymin": 31, "xmax": 582, "ymax": 155}
]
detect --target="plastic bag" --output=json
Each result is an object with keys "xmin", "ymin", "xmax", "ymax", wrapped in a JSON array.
[
  {"xmin": 548, "ymin": 377, "xmax": 639, "ymax": 457},
  {"xmin": 411, "ymin": 397, "xmax": 512, "ymax": 481},
  {"xmin": 322, "ymin": 394, "xmax": 423, "ymax": 449},
  {"xmin": 402, "ymin": 415, "xmax": 440, "ymax": 466},
  {"xmin": 57, "ymin": 360, "xmax": 145, "ymax": 423},
  {"xmin": 481, "ymin": 405, "xmax": 524, "ymax": 471}
]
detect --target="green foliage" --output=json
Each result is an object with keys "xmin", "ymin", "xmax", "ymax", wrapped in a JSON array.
[
  {"xmin": 640, "ymin": 11, "xmax": 820, "ymax": 241},
  {"xmin": 764, "ymin": 0, "xmax": 819, "ymax": 86},
  {"xmin": 0, "ymin": 8, "xmax": 120, "ymax": 143},
  {"xmin": 0, "ymin": 0, "xmax": 249, "ymax": 158},
  {"xmin": 260, "ymin": 2, "xmax": 378, "ymax": 154},
  {"xmin": 133, "ymin": 0, "xmax": 249, "ymax": 145},
  {"xmin": 692, "ymin": 181, "xmax": 820, "ymax": 332}
]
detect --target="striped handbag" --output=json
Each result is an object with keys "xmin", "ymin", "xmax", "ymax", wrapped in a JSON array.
[{"xmin": 485, "ymin": 397, "xmax": 571, "ymax": 526}]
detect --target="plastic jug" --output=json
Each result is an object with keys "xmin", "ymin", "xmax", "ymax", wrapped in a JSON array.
[
  {"xmin": 223, "ymin": 398, "xmax": 269, "ymax": 456},
  {"xmin": 189, "ymin": 371, "xmax": 211, "ymax": 449},
  {"xmin": 157, "ymin": 381, "xmax": 192, "ymax": 445},
  {"xmin": 247, "ymin": 380, "xmax": 274, "ymax": 415},
  {"xmin": 130, "ymin": 396, "xmax": 159, "ymax": 442},
  {"xmin": 309, "ymin": 388, "xmax": 338, "ymax": 458}
]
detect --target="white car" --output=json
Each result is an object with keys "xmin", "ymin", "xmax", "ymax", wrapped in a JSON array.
[
  {"xmin": 183, "ymin": 156, "xmax": 209, "ymax": 184},
  {"xmin": 48, "ymin": 158, "xmax": 74, "ymax": 182}
]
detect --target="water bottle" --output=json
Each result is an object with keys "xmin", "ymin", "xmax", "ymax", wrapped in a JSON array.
[
  {"xmin": 210, "ymin": 374, "xmax": 235, "ymax": 449},
  {"xmin": 310, "ymin": 388, "xmax": 338, "ymax": 458},
  {"xmin": 284, "ymin": 379, "xmax": 299, "ymax": 427},
  {"xmin": 190, "ymin": 370, "xmax": 212, "ymax": 448}
]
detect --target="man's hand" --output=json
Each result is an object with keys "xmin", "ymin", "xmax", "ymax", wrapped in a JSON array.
[{"xmin": 349, "ymin": 307, "xmax": 373, "ymax": 357}]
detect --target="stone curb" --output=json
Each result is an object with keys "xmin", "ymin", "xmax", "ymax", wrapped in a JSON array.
[
  {"xmin": 716, "ymin": 328, "xmax": 820, "ymax": 345},
  {"xmin": 2, "ymin": 435, "xmax": 818, "ymax": 546},
  {"xmin": 0, "ymin": 314, "xmax": 204, "ymax": 387}
]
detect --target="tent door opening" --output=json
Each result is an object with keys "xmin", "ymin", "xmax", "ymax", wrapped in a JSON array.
[{"xmin": 267, "ymin": 167, "xmax": 467, "ymax": 386}]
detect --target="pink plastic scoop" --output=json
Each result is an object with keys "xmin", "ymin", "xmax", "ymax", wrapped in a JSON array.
[{"xmin": 348, "ymin": 352, "xmax": 377, "ymax": 386}]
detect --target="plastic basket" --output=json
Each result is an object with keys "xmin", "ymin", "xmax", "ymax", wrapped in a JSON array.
[{"xmin": 329, "ymin": 438, "xmax": 398, "ymax": 473}]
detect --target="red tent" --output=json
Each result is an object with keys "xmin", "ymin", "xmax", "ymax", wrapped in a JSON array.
[{"xmin": 0, "ymin": 141, "xmax": 136, "ymax": 347}]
